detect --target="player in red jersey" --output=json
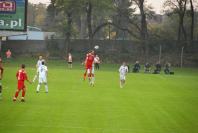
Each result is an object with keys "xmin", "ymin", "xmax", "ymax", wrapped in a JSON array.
[
  {"xmin": 13, "ymin": 64, "xmax": 32, "ymax": 102},
  {"xmin": 0, "ymin": 57, "xmax": 4, "ymax": 99},
  {"xmin": 83, "ymin": 50, "xmax": 95, "ymax": 84}
]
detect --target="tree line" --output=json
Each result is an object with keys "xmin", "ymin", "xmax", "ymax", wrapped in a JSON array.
[{"xmin": 27, "ymin": 0, "xmax": 198, "ymax": 60}]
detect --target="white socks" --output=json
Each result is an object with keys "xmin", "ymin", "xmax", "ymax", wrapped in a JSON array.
[
  {"xmin": 33, "ymin": 74, "xmax": 38, "ymax": 83},
  {"xmin": 37, "ymin": 84, "xmax": 48, "ymax": 93},
  {"xmin": 36, "ymin": 84, "xmax": 40, "ymax": 92},
  {"xmin": 45, "ymin": 85, "xmax": 48, "ymax": 93},
  {"xmin": 91, "ymin": 77, "xmax": 95, "ymax": 84}
]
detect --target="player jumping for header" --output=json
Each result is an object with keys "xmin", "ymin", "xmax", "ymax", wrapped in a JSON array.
[
  {"xmin": 119, "ymin": 62, "xmax": 128, "ymax": 88},
  {"xmin": 83, "ymin": 50, "xmax": 95, "ymax": 86},
  {"xmin": 36, "ymin": 61, "xmax": 48, "ymax": 93},
  {"xmin": 13, "ymin": 64, "xmax": 32, "ymax": 102}
]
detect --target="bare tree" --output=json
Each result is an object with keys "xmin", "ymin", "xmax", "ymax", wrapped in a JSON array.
[
  {"xmin": 189, "ymin": 0, "xmax": 194, "ymax": 42},
  {"xmin": 55, "ymin": 0, "xmax": 80, "ymax": 53},
  {"xmin": 164, "ymin": 0, "xmax": 188, "ymax": 41},
  {"xmin": 133, "ymin": 0, "xmax": 149, "ymax": 61},
  {"xmin": 85, "ymin": 1, "xmax": 93, "ymax": 47}
]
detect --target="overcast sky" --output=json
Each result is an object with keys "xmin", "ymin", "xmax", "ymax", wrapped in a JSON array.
[{"xmin": 29, "ymin": 0, "xmax": 166, "ymax": 14}]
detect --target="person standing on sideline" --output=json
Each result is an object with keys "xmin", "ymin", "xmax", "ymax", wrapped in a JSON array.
[
  {"xmin": 94, "ymin": 55, "xmax": 100, "ymax": 70},
  {"xmin": 6, "ymin": 49, "xmax": 12, "ymax": 59},
  {"xmin": 13, "ymin": 64, "xmax": 32, "ymax": 102},
  {"xmin": 0, "ymin": 57, "xmax": 4, "ymax": 100},
  {"xmin": 67, "ymin": 53, "xmax": 73, "ymax": 69},
  {"xmin": 119, "ymin": 62, "xmax": 128, "ymax": 88},
  {"xmin": 36, "ymin": 61, "xmax": 48, "ymax": 93}
]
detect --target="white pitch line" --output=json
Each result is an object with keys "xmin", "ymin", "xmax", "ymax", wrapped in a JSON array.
[{"xmin": 0, "ymin": 124, "xmax": 177, "ymax": 133}]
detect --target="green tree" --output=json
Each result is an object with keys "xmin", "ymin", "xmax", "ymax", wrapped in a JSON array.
[
  {"xmin": 45, "ymin": 0, "xmax": 57, "ymax": 31},
  {"xmin": 81, "ymin": 0, "xmax": 113, "ymax": 46},
  {"xmin": 27, "ymin": 3, "xmax": 47, "ymax": 28},
  {"xmin": 55, "ymin": 0, "xmax": 82, "ymax": 53}
]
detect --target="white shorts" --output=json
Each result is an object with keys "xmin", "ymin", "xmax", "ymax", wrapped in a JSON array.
[
  {"xmin": 87, "ymin": 68, "xmax": 94, "ymax": 74},
  {"xmin": 39, "ymin": 76, "xmax": 47, "ymax": 83},
  {"xmin": 120, "ymin": 74, "xmax": 126, "ymax": 80}
]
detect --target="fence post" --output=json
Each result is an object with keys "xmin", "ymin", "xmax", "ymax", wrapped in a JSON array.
[
  {"xmin": 0, "ymin": 39, "xmax": 1, "ymax": 51},
  {"xmin": 159, "ymin": 45, "xmax": 162, "ymax": 63},
  {"xmin": 180, "ymin": 46, "xmax": 184, "ymax": 68}
]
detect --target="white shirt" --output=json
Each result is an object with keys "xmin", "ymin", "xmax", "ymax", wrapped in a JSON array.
[
  {"xmin": 68, "ymin": 55, "xmax": 72, "ymax": 62},
  {"xmin": 37, "ymin": 59, "xmax": 45, "ymax": 68},
  {"xmin": 38, "ymin": 65, "xmax": 48, "ymax": 78},
  {"xmin": 94, "ymin": 57, "xmax": 100, "ymax": 63},
  {"xmin": 119, "ymin": 65, "xmax": 128, "ymax": 75}
]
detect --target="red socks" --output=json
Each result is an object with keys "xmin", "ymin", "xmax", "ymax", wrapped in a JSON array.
[
  {"xmin": 22, "ymin": 90, "xmax": 26, "ymax": 97},
  {"xmin": 14, "ymin": 89, "xmax": 25, "ymax": 98}
]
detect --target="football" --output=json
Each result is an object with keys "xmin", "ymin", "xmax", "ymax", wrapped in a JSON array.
[{"xmin": 94, "ymin": 45, "xmax": 99, "ymax": 50}]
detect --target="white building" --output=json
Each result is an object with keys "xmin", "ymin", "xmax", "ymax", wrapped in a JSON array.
[{"xmin": 7, "ymin": 26, "xmax": 54, "ymax": 40}]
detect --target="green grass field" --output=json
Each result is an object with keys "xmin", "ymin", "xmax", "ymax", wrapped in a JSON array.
[{"xmin": 0, "ymin": 59, "xmax": 198, "ymax": 133}]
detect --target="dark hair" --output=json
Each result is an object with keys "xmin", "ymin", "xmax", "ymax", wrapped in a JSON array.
[
  {"xmin": 42, "ymin": 61, "xmax": 45, "ymax": 65},
  {"xmin": 21, "ymin": 64, "xmax": 25, "ymax": 69}
]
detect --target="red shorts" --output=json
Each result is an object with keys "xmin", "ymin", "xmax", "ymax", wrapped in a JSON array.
[
  {"xmin": 17, "ymin": 80, "xmax": 25, "ymax": 90},
  {"xmin": 86, "ymin": 64, "xmax": 92, "ymax": 69}
]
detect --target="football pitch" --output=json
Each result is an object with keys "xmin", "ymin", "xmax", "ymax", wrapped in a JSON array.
[{"xmin": 0, "ymin": 59, "xmax": 198, "ymax": 133}]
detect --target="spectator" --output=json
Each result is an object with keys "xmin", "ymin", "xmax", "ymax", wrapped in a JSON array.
[
  {"xmin": 67, "ymin": 53, "xmax": 73, "ymax": 69},
  {"xmin": 144, "ymin": 63, "xmax": 151, "ymax": 73},
  {"xmin": 94, "ymin": 55, "xmax": 100, "ymax": 70},
  {"xmin": 153, "ymin": 61, "xmax": 161, "ymax": 74},
  {"xmin": 164, "ymin": 62, "xmax": 171, "ymax": 74},
  {"xmin": 133, "ymin": 61, "xmax": 141, "ymax": 73},
  {"xmin": 164, "ymin": 62, "xmax": 174, "ymax": 75},
  {"xmin": 6, "ymin": 49, "xmax": 12, "ymax": 59}
]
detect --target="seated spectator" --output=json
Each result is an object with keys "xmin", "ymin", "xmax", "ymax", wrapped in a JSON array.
[
  {"xmin": 164, "ymin": 62, "xmax": 174, "ymax": 75},
  {"xmin": 153, "ymin": 62, "xmax": 161, "ymax": 74},
  {"xmin": 144, "ymin": 63, "xmax": 151, "ymax": 73},
  {"xmin": 133, "ymin": 61, "xmax": 141, "ymax": 73},
  {"xmin": 164, "ymin": 62, "xmax": 170, "ymax": 74}
]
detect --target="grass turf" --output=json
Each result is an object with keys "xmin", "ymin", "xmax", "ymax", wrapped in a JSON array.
[{"xmin": 0, "ymin": 59, "xmax": 198, "ymax": 133}]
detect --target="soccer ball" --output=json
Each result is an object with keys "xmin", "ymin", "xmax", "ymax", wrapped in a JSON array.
[{"xmin": 94, "ymin": 45, "xmax": 99, "ymax": 50}]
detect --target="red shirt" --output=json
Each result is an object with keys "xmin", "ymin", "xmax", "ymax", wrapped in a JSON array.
[
  {"xmin": 6, "ymin": 50, "xmax": 11, "ymax": 58},
  {"xmin": 0, "ymin": 61, "xmax": 3, "ymax": 77},
  {"xmin": 16, "ymin": 69, "xmax": 28, "ymax": 81},
  {"xmin": 85, "ymin": 53, "xmax": 94, "ymax": 67}
]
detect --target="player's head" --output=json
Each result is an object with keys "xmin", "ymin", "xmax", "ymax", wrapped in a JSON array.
[
  {"xmin": 90, "ymin": 50, "xmax": 95, "ymax": 55},
  {"xmin": 39, "ymin": 55, "xmax": 42, "ymax": 59},
  {"xmin": 21, "ymin": 64, "xmax": 25, "ymax": 69},
  {"xmin": 42, "ymin": 61, "xmax": 45, "ymax": 65},
  {"xmin": 122, "ymin": 62, "xmax": 126, "ymax": 66}
]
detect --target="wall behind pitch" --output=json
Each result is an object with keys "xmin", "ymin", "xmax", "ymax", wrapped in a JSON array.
[{"xmin": 2, "ymin": 39, "xmax": 198, "ymax": 66}]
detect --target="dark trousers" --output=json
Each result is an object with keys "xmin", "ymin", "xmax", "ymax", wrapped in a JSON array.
[{"xmin": 95, "ymin": 63, "xmax": 99, "ymax": 70}]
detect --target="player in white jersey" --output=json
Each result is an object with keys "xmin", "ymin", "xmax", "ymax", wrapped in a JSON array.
[
  {"xmin": 33, "ymin": 56, "xmax": 45, "ymax": 82},
  {"xmin": 36, "ymin": 61, "xmax": 48, "ymax": 93},
  {"xmin": 119, "ymin": 62, "xmax": 128, "ymax": 88}
]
